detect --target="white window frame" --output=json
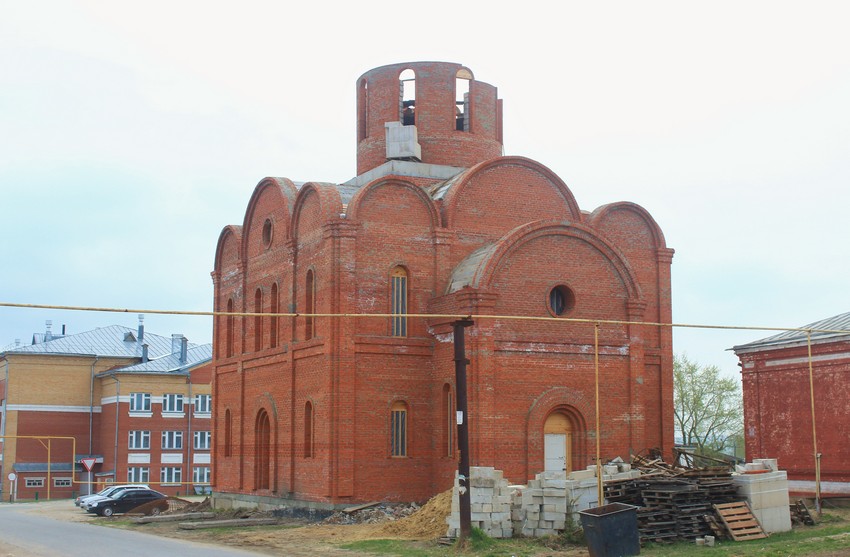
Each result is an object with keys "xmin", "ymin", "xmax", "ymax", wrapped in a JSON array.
[
  {"xmin": 193, "ymin": 431, "xmax": 211, "ymax": 450},
  {"xmin": 129, "ymin": 430, "xmax": 151, "ymax": 450},
  {"xmin": 192, "ymin": 466, "xmax": 210, "ymax": 484},
  {"xmin": 129, "ymin": 392, "xmax": 151, "ymax": 413},
  {"xmin": 25, "ymin": 478, "xmax": 45, "ymax": 488},
  {"xmin": 161, "ymin": 430, "xmax": 183, "ymax": 450},
  {"xmin": 162, "ymin": 393, "xmax": 184, "ymax": 414},
  {"xmin": 194, "ymin": 394, "xmax": 211, "ymax": 415},
  {"xmin": 53, "ymin": 477, "xmax": 72, "ymax": 487},
  {"xmin": 160, "ymin": 466, "xmax": 182, "ymax": 485},
  {"xmin": 128, "ymin": 466, "xmax": 150, "ymax": 483}
]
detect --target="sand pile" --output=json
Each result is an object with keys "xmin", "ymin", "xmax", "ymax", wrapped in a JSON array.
[{"xmin": 373, "ymin": 489, "xmax": 452, "ymax": 540}]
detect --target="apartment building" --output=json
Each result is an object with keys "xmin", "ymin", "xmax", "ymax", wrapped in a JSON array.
[{"xmin": 0, "ymin": 318, "xmax": 211, "ymax": 500}]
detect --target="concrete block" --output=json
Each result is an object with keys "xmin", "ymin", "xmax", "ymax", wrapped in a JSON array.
[
  {"xmin": 569, "ymin": 469, "xmax": 596, "ymax": 481},
  {"xmin": 753, "ymin": 505, "xmax": 792, "ymax": 533},
  {"xmin": 471, "ymin": 477, "xmax": 498, "ymax": 488}
]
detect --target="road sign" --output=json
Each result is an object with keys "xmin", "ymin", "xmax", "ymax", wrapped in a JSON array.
[
  {"xmin": 7, "ymin": 473, "xmax": 16, "ymax": 481},
  {"xmin": 80, "ymin": 458, "xmax": 96, "ymax": 471}
]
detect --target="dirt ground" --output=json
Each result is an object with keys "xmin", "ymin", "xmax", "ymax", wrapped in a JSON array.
[
  {"xmin": 13, "ymin": 492, "xmax": 589, "ymax": 557},
  {"xmin": 13, "ymin": 497, "xmax": 850, "ymax": 557}
]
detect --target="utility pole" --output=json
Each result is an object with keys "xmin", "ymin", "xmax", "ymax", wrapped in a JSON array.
[{"xmin": 453, "ymin": 319, "xmax": 474, "ymax": 541}]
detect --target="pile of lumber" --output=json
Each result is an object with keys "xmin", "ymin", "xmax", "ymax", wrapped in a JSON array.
[{"xmin": 602, "ymin": 454, "xmax": 762, "ymax": 543}]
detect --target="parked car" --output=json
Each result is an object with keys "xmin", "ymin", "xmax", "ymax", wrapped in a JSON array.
[
  {"xmin": 75, "ymin": 484, "xmax": 149, "ymax": 507},
  {"xmin": 81, "ymin": 485, "xmax": 151, "ymax": 511},
  {"xmin": 88, "ymin": 488, "xmax": 168, "ymax": 517}
]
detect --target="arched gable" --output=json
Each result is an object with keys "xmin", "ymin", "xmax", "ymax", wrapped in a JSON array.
[
  {"xmin": 347, "ymin": 178, "xmax": 439, "ymax": 231},
  {"xmin": 291, "ymin": 182, "xmax": 345, "ymax": 242},
  {"xmin": 439, "ymin": 156, "xmax": 582, "ymax": 232},
  {"xmin": 214, "ymin": 225, "xmax": 243, "ymax": 274},
  {"xmin": 587, "ymin": 202, "xmax": 668, "ymax": 250},
  {"xmin": 448, "ymin": 219, "xmax": 643, "ymax": 301},
  {"xmin": 241, "ymin": 177, "xmax": 299, "ymax": 259}
]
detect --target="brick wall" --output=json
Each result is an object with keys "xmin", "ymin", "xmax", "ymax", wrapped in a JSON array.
[{"xmin": 739, "ymin": 339, "xmax": 850, "ymax": 487}]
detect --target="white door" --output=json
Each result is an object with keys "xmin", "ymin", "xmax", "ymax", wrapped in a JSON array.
[{"xmin": 544, "ymin": 433, "xmax": 567, "ymax": 472}]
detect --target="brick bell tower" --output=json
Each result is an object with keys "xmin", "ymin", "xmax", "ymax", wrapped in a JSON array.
[{"xmin": 356, "ymin": 61, "xmax": 504, "ymax": 175}]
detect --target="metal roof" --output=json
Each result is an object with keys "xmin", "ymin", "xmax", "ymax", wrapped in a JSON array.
[
  {"xmin": 732, "ymin": 311, "xmax": 850, "ymax": 352},
  {"xmin": 112, "ymin": 344, "xmax": 212, "ymax": 374},
  {"xmin": 447, "ymin": 242, "xmax": 499, "ymax": 293},
  {"xmin": 13, "ymin": 462, "xmax": 79, "ymax": 473},
  {"xmin": 1, "ymin": 325, "xmax": 193, "ymax": 359}
]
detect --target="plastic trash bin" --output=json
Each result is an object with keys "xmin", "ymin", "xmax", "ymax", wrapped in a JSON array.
[{"xmin": 579, "ymin": 503, "xmax": 640, "ymax": 557}]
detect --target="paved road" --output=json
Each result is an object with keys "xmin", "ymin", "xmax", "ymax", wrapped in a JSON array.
[{"xmin": 0, "ymin": 502, "xmax": 264, "ymax": 557}]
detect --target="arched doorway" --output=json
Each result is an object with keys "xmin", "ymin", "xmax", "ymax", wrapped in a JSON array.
[
  {"xmin": 255, "ymin": 410, "xmax": 271, "ymax": 490},
  {"xmin": 544, "ymin": 412, "xmax": 573, "ymax": 473}
]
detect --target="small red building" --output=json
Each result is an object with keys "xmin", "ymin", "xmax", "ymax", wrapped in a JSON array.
[
  {"xmin": 211, "ymin": 61, "xmax": 675, "ymax": 509},
  {"xmin": 733, "ymin": 311, "xmax": 850, "ymax": 496}
]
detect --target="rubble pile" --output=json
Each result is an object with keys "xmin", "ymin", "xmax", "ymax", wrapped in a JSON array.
[{"xmin": 324, "ymin": 502, "xmax": 421, "ymax": 525}]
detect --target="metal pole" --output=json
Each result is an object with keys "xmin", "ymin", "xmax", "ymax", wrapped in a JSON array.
[
  {"xmin": 47, "ymin": 439, "xmax": 51, "ymax": 501},
  {"xmin": 806, "ymin": 331, "xmax": 821, "ymax": 513},
  {"xmin": 453, "ymin": 319, "xmax": 474, "ymax": 541},
  {"xmin": 595, "ymin": 323, "xmax": 603, "ymax": 506}
]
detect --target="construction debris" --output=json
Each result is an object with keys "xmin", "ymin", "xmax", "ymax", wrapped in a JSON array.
[
  {"xmin": 324, "ymin": 501, "xmax": 421, "ymax": 525},
  {"xmin": 790, "ymin": 499, "xmax": 815, "ymax": 526}
]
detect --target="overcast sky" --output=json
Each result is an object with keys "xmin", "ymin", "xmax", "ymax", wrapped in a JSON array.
[{"xmin": 1, "ymin": 1, "xmax": 848, "ymax": 376}]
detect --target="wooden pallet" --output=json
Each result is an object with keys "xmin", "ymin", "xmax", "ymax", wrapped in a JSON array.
[
  {"xmin": 790, "ymin": 499, "xmax": 815, "ymax": 526},
  {"xmin": 713, "ymin": 502, "xmax": 767, "ymax": 541}
]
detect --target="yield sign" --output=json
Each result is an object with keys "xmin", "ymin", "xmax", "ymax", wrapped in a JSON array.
[{"xmin": 80, "ymin": 458, "xmax": 97, "ymax": 472}]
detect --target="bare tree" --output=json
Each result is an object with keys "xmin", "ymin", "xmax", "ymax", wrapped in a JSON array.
[{"xmin": 673, "ymin": 354, "xmax": 743, "ymax": 457}]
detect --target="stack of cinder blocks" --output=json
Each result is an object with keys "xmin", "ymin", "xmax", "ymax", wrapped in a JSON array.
[
  {"xmin": 448, "ymin": 464, "xmax": 640, "ymax": 539},
  {"xmin": 514, "ymin": 471, "xmax": 571, "ymax": 537},
  {"xmin": 446, "ymin": 467, "xmax": 514, "ymax": 538}
]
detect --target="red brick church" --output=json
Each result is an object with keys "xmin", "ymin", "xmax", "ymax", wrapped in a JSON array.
[{"xmin": 211, "ymin": 61, "xmax": 675, "ymax": 509}]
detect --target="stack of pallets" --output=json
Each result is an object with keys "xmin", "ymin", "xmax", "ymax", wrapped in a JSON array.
[{"xmin": 641, "ymin": 483, "xmax": 713, "ymax": 540}]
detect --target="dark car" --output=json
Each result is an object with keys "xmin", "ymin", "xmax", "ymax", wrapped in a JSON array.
[{"xmin": 87, "ymin": 488, "xmax": 168, "ymax": 517}]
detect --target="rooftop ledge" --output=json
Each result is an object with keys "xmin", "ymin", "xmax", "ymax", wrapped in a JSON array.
[{"xmin": 344, "ymin": 160, "xmax": 465, "ymax": 188}]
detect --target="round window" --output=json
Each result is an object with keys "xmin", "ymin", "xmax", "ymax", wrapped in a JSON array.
[
  {"xmin": 262, "ymin": 218, "xmax": 273, "ymax": 248},
  {"xmin": 548, "ymin": 285, "xmax": 575, "ymax": 316}
]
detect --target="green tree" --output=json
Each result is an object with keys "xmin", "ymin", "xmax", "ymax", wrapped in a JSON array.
[{"xmin": 673, "ymin": 354, "xmax": 743, "ymax": 457}]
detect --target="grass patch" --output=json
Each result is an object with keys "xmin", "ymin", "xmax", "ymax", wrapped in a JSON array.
[
  {"xmin": 341, "ymin": 520, "xmax": 850, "ymax": 557},
  {"xmin": 640, "ymin": 521, "xmax": 850, "ymax": 557},
  {"xmin": 342, "ymin": 530, "xmax": 583, "ymax": 556}
]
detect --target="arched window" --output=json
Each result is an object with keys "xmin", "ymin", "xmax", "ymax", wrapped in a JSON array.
[
  {"xmin": 390, "ymin": 401, "xmax": 408, "ymax": 457},
  {"xmin": 224, "ymin": 409, "xmax": 232, "ymax": 457},
  {"xmin": 390, "ymin": 267, "xmax": 408, "ymax": 337},
  {"xmin": 455, "ymin": 69, "xmax": 472, "ymax": 132},
  {"xmin": 305, "ymin": 270, "xmax": 316, "ymax": 340},
  {"xmin": 270, "ymin": 283, "xmax": 278, "ymax": 348},
  {"xmin": 226, "ymin": 298, "xmax": 234, "ymax": 358},
  {"xmin": 255, "ymin": 409, "xmax": 271, "ymax": 490},
  {"xmin": 358, "ymin": 79, "xmax": 368, "ymax": 141},
  {"xmin": 399, "ymin": 69, "xmax": 416, "ymax": 126},
  {"xmin": 442, "ymin": 384, "xmax": 454, "ymax": 457},
  {"xmin": 254, "ymin": 288, "xmax": 263, "ymax": 351},
  {"xmin": 304, "ymin": 401, "xmax": 314, "ymax": 458}
]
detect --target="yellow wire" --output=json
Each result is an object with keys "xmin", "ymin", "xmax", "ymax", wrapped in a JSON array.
[{"xmin": 1, "ymin": 301, "xmax": 848, "ymax": 335}]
